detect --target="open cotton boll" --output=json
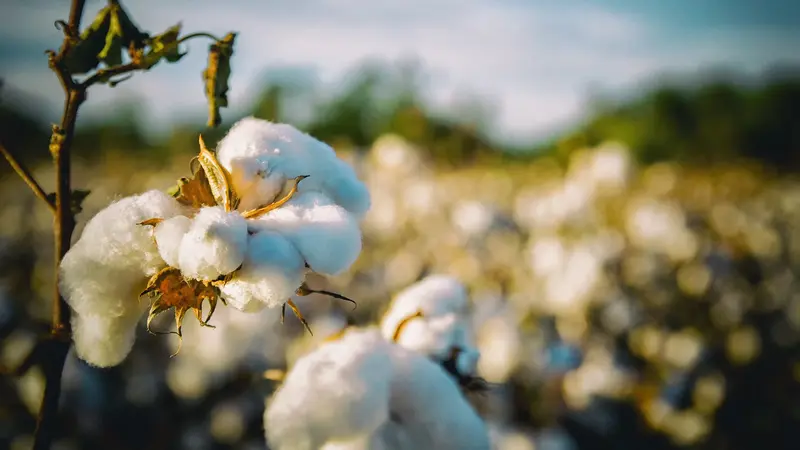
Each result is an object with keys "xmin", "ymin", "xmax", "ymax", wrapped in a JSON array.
[
  {"xmin": 61, "ymin": 190, "xmax": 186, "ymax": 319},
  {"xmin": 380, "ymin": 275, "xmax": 469, "ymax": 342},
  {"xmin": 220, "ymin": 231, "xmax": 305, "ymax": 311},
  {"xmin": 216, "ymin": 117, "xmax": 370, "ymax": 216},
  {"xmin": 249, "ymin": 191, "xmax": 362, "ymax": 276},
  {"xmin": 377, "ymin": 343, "xmax": 491, "ymax": 450},
  {"xmin": 177, "ymin": 206, "xmax": 248, "ymax": 281},
  {"xmin": 71, "ymin": 300, "xmax": 147, "ymax": 367},
  {"xmin": 153, "ymin": 215, "xmax": 192, "ymax": 268},
  {"xmin": 265, "ymin": 328, "xmax": 394, "ymax": 450}
]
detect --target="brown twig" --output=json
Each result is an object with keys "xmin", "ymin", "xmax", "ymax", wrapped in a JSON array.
[
  {"xmin": 32, "ymin": 1, "xmax": 86, "ymax": 449},
  {"xmin": 0, "ymin": 142, "xmax": 56, "ymax": 212}
]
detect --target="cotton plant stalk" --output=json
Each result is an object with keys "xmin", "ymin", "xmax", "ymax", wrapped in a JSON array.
[{"xmin": 60, "ymin": 117, "xmax": 370, "ymax": 367}]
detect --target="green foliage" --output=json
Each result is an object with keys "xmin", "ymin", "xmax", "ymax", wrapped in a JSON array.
[
  {"xmin": 140, "ymin": 24, "xmax": 185, "ymax": 69},
  {"xmin": 555, "ymin": 73, "xmax": 800, "ymax": 171}
]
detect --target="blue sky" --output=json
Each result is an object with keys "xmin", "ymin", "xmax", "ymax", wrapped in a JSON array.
[{"xmin": 1, "ymin": 0, "xmax": 798, "ymax": 145}]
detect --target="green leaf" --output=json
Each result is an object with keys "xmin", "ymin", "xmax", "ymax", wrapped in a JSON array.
[
  {"xmin": 141, "ymin": 24, "xmax": 186, "ymax": 69},
  {"xmin": 203, "ymin": 33, "xmax": 236, "ymax": 127},
  {"xmin": 46, "ymin": 189, "xmax": 92, "ymax": 215},
  {"xmin": 62, "ymin": 6, "xmax": 112, "ymax": 74}
]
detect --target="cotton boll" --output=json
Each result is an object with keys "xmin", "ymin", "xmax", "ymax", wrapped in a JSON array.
[
  {"xmin": 153, "ymin": 215, "xmax": 192, "ymax": 268},
  {"xmin": 220, "ymin": 231, "xmax": 305, "ymax": 310},
  {"xmin": 216, "ymin": 117, "xmax": 369, "ymax": 216},
  {"xmin": 265, "ymin": 328, "xmax": 394, "ymax": 450},
  {"xmin": 71, "ymin": 301, "xmax": 147, "ymax": 367},
  {"xmin": 250, "ymin": 191, "xmax": 362, "ymax": 276},
  {"xmin": 380, "ymin": 275, "xmax": 469, "ymax": 342},
  {"xmin": 61, "ymin": 190, "xmax": 186, "ymax": 319},
  {"xmin": 375, "ymin": 344, "xmax": 490, "ymax": 450},
  {"xmin": 178, "ymin": 206, "xmax": 248, "ymax": 281}
]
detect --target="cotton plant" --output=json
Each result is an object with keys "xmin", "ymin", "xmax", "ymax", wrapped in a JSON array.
[
  {"xmin": 60, "ymin": 117, "xmax": 368, "ymax": 367},
  {"xmin": 264, "ymin": 327, "xmax": 491, "ymax": 450},
  {"xmin": 380, "ymin": 275, "xmax": 486, "ymax": 392}
]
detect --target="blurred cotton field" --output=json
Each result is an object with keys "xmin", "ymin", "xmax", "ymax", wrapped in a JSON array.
[{"xmin": 2, "ymin": 125, "xmax": 799, "ymax": 449}]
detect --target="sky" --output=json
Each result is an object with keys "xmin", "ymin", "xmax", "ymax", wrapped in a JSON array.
[{"xmin": 1, "ymin": 0, "xmax": 799, "ymax": 145}]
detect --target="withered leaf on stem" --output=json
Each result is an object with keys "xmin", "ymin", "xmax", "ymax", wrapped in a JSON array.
[
  {"xmin": 173, "ymin": 166, "xmax": 217, "ymax": 209},
  {"xmin": 140, "ymin": 24, "xmax": 186, "ymax": 69},
  {"xmin": 61, "ymin": 5, "xmax": 112, "ymax": 74},
  {"xmin": 203, "ymin": 32, "xmax": 236, "ymax": 127}
]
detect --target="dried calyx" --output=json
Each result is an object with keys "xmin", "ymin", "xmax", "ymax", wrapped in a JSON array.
[{"xmin": 137, "ymin": 136, "xmax": 356, "ymax": 354}]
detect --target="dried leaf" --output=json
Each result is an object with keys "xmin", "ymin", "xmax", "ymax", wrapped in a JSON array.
[
  {"xmin": 138, "ymin": 218, "xmax": 163, "ymax": 227},
  {"xmin": 203, "ymin": 33, "xmax": 236, "ymax": 127},
  {"xmin": 62, "ymin": 6, "xmax": 112, "ymax": 74},
  {"xmin": 295, "ymin": 282, "xmax": 358, "ymax": 310},
  {"xmin": 281, "ymin": 299, "xmax": 313, "ymax": 335},
  {"xmin": 141, "ymin": 24, "xmax": 185, "ymax": 69}
]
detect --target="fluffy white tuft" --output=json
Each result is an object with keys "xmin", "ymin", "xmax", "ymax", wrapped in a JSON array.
[
  {"xmin": 249, "ymin": 191, "xmax": 362, "ymax": 276},
  {"xmin": 71, "ymin": 302, "xmax": 146, "ymax": 368},
  {"xmin": 177, "ymin": 206, "xmax": 248, "ymax": 281},
  {"xmin": 216, "ymin": 117, "xmax": 371, "ymax": 218},
  {"xmin": 265, "ymin": 328, "xmax": 394, "ymax": 450},
  {"xmin": 60, "ymin": 190, "xmax": 186, "ymax": 319},
  {"xmin": 220, "ymin": 231, "xmax": 305, "ymax": 310},
  {"xmin": 153, "ymin": 215, "xmax": 192, "ymax": 268},
  {"xmin": 380, "ymin": 275, "xmax": 469, "ymax": 342},
  {"xmin": 264, "ymin": 327, "xmax": 490, "ymax": 450}
]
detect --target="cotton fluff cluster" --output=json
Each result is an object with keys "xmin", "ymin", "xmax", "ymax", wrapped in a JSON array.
[
  {"xmin": 60, "ymin": 117, "xmax": 370, "ymax": 367},
  {"xmin": 264, "ymin": 328, "xmax": 490, "ymax": 450},
  {"xmin": 380, "ymin": 275, "xmax": 481, "ymax": 378},
  {"xmin": 60, "ymin": 190, "xmax": 188, "ymax": 366}
]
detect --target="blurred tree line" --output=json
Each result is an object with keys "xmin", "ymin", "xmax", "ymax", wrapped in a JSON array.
[{"xmin": 1, "ymin": 62, "xmax": 799, "ymax": 172}]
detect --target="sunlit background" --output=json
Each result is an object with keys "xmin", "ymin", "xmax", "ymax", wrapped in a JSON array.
[{"xmin": 2, "ymin": 0, "xmax": 799, "ymax": 449}]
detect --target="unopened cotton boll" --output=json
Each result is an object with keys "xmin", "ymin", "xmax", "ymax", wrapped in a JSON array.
[
  {"xmin": 220, "ymin": 231, "xmax": 305, "ymax": 311},
  {"xmin": 215, "ymin": 117, "xmax": 371, "ymax": 217},
  {"xmin": 250, "ymin": 191, "xmax": 362, "ymax": 276},
  {"xmin": 265, "ymin": 328, "xmax": 394, "ymax": 450},
  {"xmin": 60, "ymin": 190, "xmax": 187, "ymax": 319},
  {"xmin": 178, "ymin": 206, "xmax": 248, "ymax": 281},
  {"xmin": 153, "ymin": 215, "xmax": 192, "ymax": 268}
]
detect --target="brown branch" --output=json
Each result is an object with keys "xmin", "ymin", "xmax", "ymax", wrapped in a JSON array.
[
  {"xmin": 33, "ymin": 0, "xmax": 87, "ymax": 449},
  {"xmin": 0, "ymin": 142, "xmax": 56, "ymax": 212}
]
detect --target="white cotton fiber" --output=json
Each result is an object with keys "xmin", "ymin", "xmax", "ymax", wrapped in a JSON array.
[
  {"xmin": 264, "ymin": 327, "xmax": 490, "ymax": 450},
  {"xmin": 380, "ymin": 275, "xmax": 469, "ymax": 342},
  {"xmin": 220, "ymin": 231, "xmax": 305, "ymax": 310},
  {"xmin": 71, "ymin": 298, "xmax": 147, "ymax": 368},
  {"xmin": 264, "ymin": 328, "xmax": 394, "ymax": 450},
  {"xmin": 215, "ymin": 117, "xmax": 370, "ymax": 218},
  {"xmin": 393, "ymin": 313, "xmax": 461, "ymax": 360},
  {"xmin": 60, "ymin": 190, "xmax": 187, "ymax": 319},
  {"xmin": 177, "ymin": 206, "xmax": 248, "ymax": 281},
  {"xmin": 249, "ymin": 191, "xmax": 362, "ymax": 276},
  {"xmin": 153, "ymin": 215, "xmax": 192, "ymax": 268},
  {"xmin": 376, "ymin": 344, "xmax": 490, "ymax": 450}
]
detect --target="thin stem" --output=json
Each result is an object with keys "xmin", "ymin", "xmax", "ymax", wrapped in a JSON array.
[
  {"xmin": 32, "ymin": 0, "xmax": 86, "ymax": 448},
  {"xmin": 177, "ymin": 32, "xmax": 223, "ymax": 44},
  {"xmin": 0, "ymin": 142, "xmax": 56, "ymax": 213}
]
